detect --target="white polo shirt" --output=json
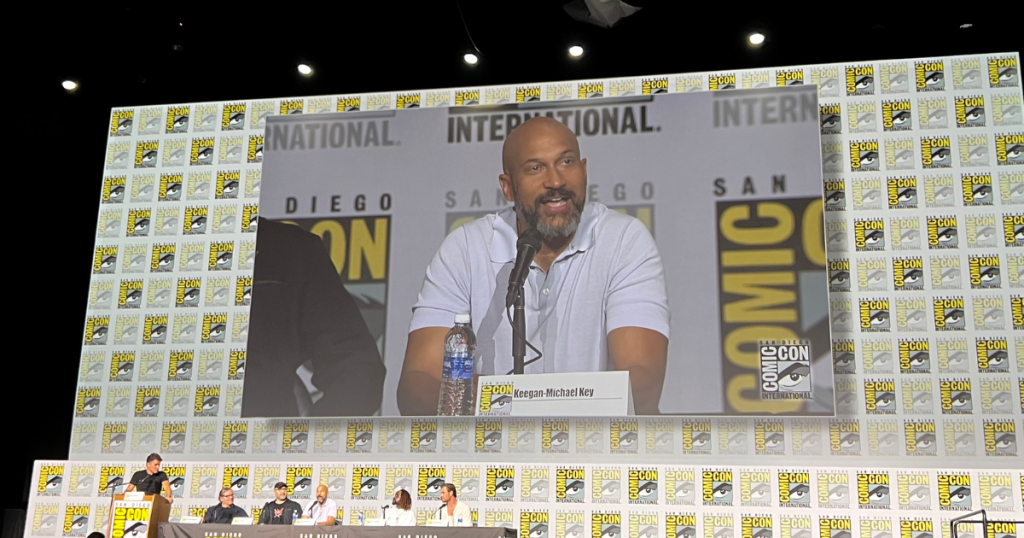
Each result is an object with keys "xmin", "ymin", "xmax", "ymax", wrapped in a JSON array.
[
  {"xmin": 302, "ymin": 498, "xmax": 338, "ymax": 524},
  {"xmin": 410, "ymin": 202, "xmax": 669, "ymax": 376}
]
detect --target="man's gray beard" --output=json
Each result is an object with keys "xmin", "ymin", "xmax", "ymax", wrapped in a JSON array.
[{"xmin": 520, "ymin": 199, "xmax": 583, "ymax": 241}]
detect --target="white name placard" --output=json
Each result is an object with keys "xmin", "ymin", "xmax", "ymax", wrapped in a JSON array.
[{"xmin": 475, "ymin": 371, "xmax": 633, "ymax": 416}]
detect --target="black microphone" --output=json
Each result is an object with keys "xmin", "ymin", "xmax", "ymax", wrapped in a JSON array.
[{"xmin": 505, "ymin": 227, "xmax": 543, "ymax": 308}]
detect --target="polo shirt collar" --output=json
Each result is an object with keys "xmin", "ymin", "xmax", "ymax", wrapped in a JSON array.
[{"xmin": 489, "ymin": 202, "xmax": 598, "ymax": 264}]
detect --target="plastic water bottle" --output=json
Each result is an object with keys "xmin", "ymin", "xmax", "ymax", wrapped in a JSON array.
[
  {"xmin": 292, "ymin": 511, "xmax": 298, "ymax": 524},
  {"xmin": 358, "ymin": 513, "xmax": 364, "ymax": 526},
  {"xmin": 438, "ymin": 313, "xmax": 477, "ymax": 415}
]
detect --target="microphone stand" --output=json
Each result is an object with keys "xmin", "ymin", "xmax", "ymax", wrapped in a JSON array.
[{"xmin": 512, "ymin": 287, "xmax": 526, "ymax": 375}]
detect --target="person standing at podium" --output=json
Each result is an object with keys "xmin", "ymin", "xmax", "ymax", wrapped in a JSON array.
[
  {"xmin": 203, "ymin": 488, "xmax": 248, "ymax": 523},
  {"xmin": 385, "ymin": 489, "xmax": 415, "ymax": 526},
  {"xmin": 301, "ymin": 484, "xmax": 337, "ymax": 525},
  {"xmin": 434, "ymin": 484, "xmax": 471, "ymax": 527},
  {"xmin": 125, "ymin": 453, "xmax": 173, "ymax": 504},
  {"xmin": 259, "ymin": 482, "xmax": 302, "ymax": 524}
]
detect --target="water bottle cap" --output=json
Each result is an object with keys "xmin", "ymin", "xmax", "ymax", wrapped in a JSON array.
[{"xmin": 455, "ymin": 313, "xmax": 471, "ymax": 324}]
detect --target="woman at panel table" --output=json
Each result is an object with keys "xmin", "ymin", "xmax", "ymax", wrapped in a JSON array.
[{"xmin": 385, "ymin": 489, "xmax": 416, "ymax": 526}]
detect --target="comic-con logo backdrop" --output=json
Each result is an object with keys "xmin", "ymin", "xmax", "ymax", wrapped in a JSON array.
[{"xmin": 255, "ymin": 87, "xmax": 831, "ymax": 416}]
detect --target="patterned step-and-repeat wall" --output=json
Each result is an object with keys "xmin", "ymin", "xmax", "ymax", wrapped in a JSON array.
[
  {"xmin": 27, "ymin": 461, "xmax": 1024, "ymax": 536},
  {"xmin": 26, "ymin": 51, "xmax": 1024, "ymax": 536}
]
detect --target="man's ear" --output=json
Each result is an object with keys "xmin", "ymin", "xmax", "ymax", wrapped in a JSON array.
[{"xmin": 498, "ymin": 174, "xmax": 515, "ymax": 203}]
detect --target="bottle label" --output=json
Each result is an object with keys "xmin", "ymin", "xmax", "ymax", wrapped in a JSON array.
[{"xmin": 444, "ymin": 352, "xmax": 473, "ymax": 380}]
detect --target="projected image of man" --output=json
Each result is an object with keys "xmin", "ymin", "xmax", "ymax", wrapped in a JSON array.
[{"xmin": 399, "ymin": 116, "xmax": 669, "ymax": 415}]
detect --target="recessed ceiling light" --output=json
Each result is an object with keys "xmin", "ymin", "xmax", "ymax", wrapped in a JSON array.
[
  {"xmin": 749, "ymin": 33, "xmax": 765, "ymax": 45},
  {"xmin": 297, "ymin": 64, "xmax": 312, "ymax": 75},
  {"xmin": 62, "ymin": 80, "xmax": 78, "ymax": 91},
  {"xmin": 464, "ymin": 53, "xmax": 479, "ymax": 65},
  {"xmin": 960, "ymin": 23, "xmax": 973, "ymax": 28},
  {"xmin": 568, "ymin": 45, "xmax": 584, "ymax": 58}
]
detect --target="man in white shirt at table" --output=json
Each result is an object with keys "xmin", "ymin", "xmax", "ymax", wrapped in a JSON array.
[
  {"xmin": 301, "ymin": 485, "xmax": 337, "ymax": 525},
  {"xmin": 435, "ymin": 483, "xmax": 471, "ymax": 527}
]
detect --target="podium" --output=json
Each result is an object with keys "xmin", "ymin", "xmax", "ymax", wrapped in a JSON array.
[{"xmin": 108, "ymin": 494, "xmax": 170, "ymax": 538}]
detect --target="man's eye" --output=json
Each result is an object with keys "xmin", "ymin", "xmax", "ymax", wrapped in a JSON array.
[
  {"xmin": 944, "ymin": 309, "xmax": 964, "ymax": 324},
  {"xmin": 856, "ymin": 76, "xmax": 873, "ymax": 89},
  {"xmin": 692, "ymin": 433, "xmax": 710, "ymax": 448},
  {"xmin": 602, "ymin": 482, "xmax": 619, "ymax": 496},
  {"xmin": 840, "ymin": 434, "xmax": 859, "ymax": 448},
  {"xmin": 999, "ymin": 68, "xmax": 1017, "ymax": 81},
  {"xmin": 821, "ymin": 115, "xmax": 839, "ymax": 128},
  {"xmin": 861, "ymin": 152, "xmax": 878, "ymax": 166},
  {"xmin": 868, "ymin": 270, "xmax": 885, "ymax": 283},
  {"xmin": 830, "ymin": 271, "xmax": 849, "ymax": 285}
]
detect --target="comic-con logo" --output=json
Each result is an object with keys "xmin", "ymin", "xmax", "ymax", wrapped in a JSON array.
[
  {"xmin": 927, "ymin": 216, "xmax": 958, "ymax": 249},
  {"xmin": 893, "ymin": 257, "xmax": 924, "ymax": 290},
  {"xmin": 856, "ymin": 472, "xmax": 890, "ymax": 509},
  {"xmin": 642, "ymin": 77, "xmax": 669, "ymax": 94},
  {"xmin": 591, "ymin": 513, "xmax": 621, "ymax": 538},
  {"xmin": 898, "ymin": 339, "xmax": 930, "ymax": 373},
  {"xmin": 854, "ymin": 219, "xmax": 885, "ymax": 251},
  {"xmin": 995, "ymin": 133, "xmax": 1024, "ymax": 165},
  {"xmin": 879, "ymin": 61, "xmax": 909, "ymax": 93},
  {"xmin": 886, "ymin": 139, "xmax": 916, "ymax": 170},
  {"xmin": 833, "ymin": 340, "xmax": 855, "ymax": 374},
  {"xmin": 627, "ymin": 469, "xmax": 658, "ymax": 505},
  {"xmin": 940, "ymin": 378, "xmax": 973, "ymax": 414},
  {"xmin": 977, "ymin": 338, "xmax": 1009, "ymax": 373},
  {"xmin": 753, "ymin": 420, "xmax": 784, "ymax": 455},
  {"xmin": 680, "ymin": 420, "xmax": 710, "ymax": 453},
  {"xmin": 918, "ymin": 97, "xmax": 948, "ymax": 129},
  {"xmin": 848, "ymin": 101, "xmax": 876, "ymax": 133},
  {"xmin": 859, "ymin": 299, "xmax": 890, "ymax": 332},
  {"xmin": 777, "ymin": 471, "xmax": 810, "ymax": 507},
  {"xmin": 850, "ymin": 140, "xmax": 879, "ymax": 172},
  {"xmin": 709, "ymin": 74, "xmax": 736, "ymax": 90},
  {"xmin": 968, "ymin": 255, "xmax": 1001, "ymax": 289},
  {"xmin": 350, "ymin": 466, "xmax": 380, "ymax": 499},
  {"xmin": 983, "ymin": 420, "xmax": 1017, "ymax": 456},
  {"xmin": 915, "ymin": 60, "xmax": 945, "ymax": 91},
  {"xmin": 777, "ymin": 69, "xmax": 804, "ymax": 86},
  {"xmin": 486, "ymin": 466, "xmax": 515, "ymax": 501},
  {"xmin": 478, "ymin": 383, "xmax": 513, "ymax": 415},
  {"xmin": 346, "ymin": 420, "xmax": 372, "ymax": 452},
  {"xmin": 828, "ymin": 259, "xmax": 850, "ymax": 292},
  {"xmin": 887, "ymin": 176, "xmax": 917, "ymax": 208},
  {"xmin": 905, "ymin": 420, "xmax": 937, "ymax": 455},
  {"xmin": 811, "ymin": 66, "xmax": 841, "ymax": 96},
  {"xmin": 864, "ymin": 379, "xmax": 897, "ymax": 414},
  {"xmin": 410, "ymin": 420, "xmax": 437, "ymax": 453},
  {"xmin": 476, "ymin": 420, "xmax": 502, "ymax": 452},
  {"xmin": 992, "ymin": 94, "xmax": 1022, "ymax": 127},
  {"xmin": 521, "ymin": 511, "xmax": 549, "ymax": 538},
  {"xmin": 822, "ymin": 141, "xmax": 843, "ymax": 173},
  {"xmin": 829, "ymin": 420, "xmax": 861, "ymax": 456},
  {"xmin": 955, "ymin": 96, "xmax": 987, "ymax": 128},
  {"xmin": 937, "ymin": 473, "xmax": 972, "ymax": 510},
  {"xmin": 820, "ymin": 517, "xmax": 852, "ymax": 538},
  {"xmin": 592, "ymin": 468, "xmax": 621, "ymax": 504},
  {"xmin": 847, "ymin": 65, "xmax": 875, "ymax": 95},
  {"xmin": 862, "ymin": 339, "xmax": 893, "ymax": 373},
  {"xmin": 978, "ymin": 474, "xmax": 1014, "ymax": 511},
  {"xmin": 555, "ymin": 467, "xmax": 585, "ymax": 503},
  {"xmin": 824, "ymin": 180, "xmax": 845, "ymax": 210},
  {"xmin": 702, "ymin": 469, "xmax": 732, "ymax": 506},
  {"xmin": 758, "ymin": 342, "xmax": 811, "ymax": 399},
  {"xmin": 960, "ymin": 134, "xmax": 990, "ymax": 166},
  {"xmin": 988, "ymin": 56, "xmax": 1019, "ymax": 88},
  {"xmin": 820, "ymin": 104, "xmax": 841, "ymax": 134},
  {"xmin": 921, "ymin": 137, "xmax": 952, "ymax": 168},
  {"xmin": 542, "ymin": 419, "xmax": 569, "ymax": 453}
]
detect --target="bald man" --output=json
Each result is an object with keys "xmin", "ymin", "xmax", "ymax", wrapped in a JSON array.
[
  {"xmin": 301, "ymin": 485, "xmax": 337, "ymax": 525},
  {"xmin": 399, "ymin": 116, "xmax": 669, "ymax": 415}
]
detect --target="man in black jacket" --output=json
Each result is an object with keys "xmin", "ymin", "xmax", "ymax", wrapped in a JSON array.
[
  {"xmin": 203, "ymin": 488, "xmax": 248, "ymax": 524},
  {"xmin": 243, "ymin": 218, "xmax": 386, "ymax": 417},
  {"xmin": 259, "ymin": 482, "xmax": 303, "ymax": 525}
]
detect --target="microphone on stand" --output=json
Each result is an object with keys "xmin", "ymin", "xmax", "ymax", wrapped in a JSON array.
[
  {"xmin": 505, "ymin": 227, "xmax": 543, "ymax": 309},
  {"xmin": 435, "ymin": 502, "xmax": 448, "ymax": 524}
]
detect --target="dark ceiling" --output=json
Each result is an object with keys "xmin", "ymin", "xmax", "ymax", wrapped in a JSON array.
[{"xmin": 10, "ymin": 2, "xmax": 1019, "ymax": 510}]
